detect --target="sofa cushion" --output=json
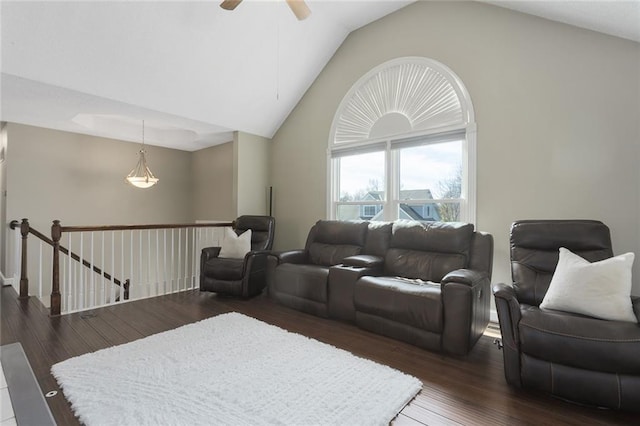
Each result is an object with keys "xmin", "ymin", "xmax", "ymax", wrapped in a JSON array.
[
  {"xmin": 219, "ymin": 228, "xmax": 252, "ymax": 259},
  {"xmin": 354, "ymin": 276, "xmax": 443, "ymax": 333},
  {"xmin": 203, "ymin": 258, "xmax": 244, "ymax": 281},
  {"xmin": 519, "ymin": 305, "xmax": 640, "ymax": 374},
  {"xmin": 384, "ymin": 221, "xmax": 474, "ymax": 281},
  {"xmin": 510, "ymin": 220, "xmax": 613, "ymax": 306},
  {"xmin": 308, "ymin": 243, "xmax": 362, "ymax": 267},
  {"xmin": 272, "ymin": 263, "xmax": 330, "ymax": 303},
  {"xmin": 309, "ymin": 220, "xmax": 369, "ymax": 246},
  {"xmin": 540, "ymin": 248, "xmax": 636, "ymax": 323},
  {"xmin": 391, "ymin": 221, "xmax": 474, "ymax": 254},
  {"xmin": 363, "ymin": 221, "xmax": 393, "ymax": 257},
  {"xmin": 385, "ymin": 249, "xmax": 467, "ymax": 282}
]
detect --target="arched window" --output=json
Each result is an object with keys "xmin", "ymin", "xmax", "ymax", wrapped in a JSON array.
[{"xmin": 328, "ymin": 57, "xmax": 476, "ymax": 224}]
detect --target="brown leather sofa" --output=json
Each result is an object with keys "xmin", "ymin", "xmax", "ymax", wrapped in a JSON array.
[
  {"xmin": 493, "ymin": 220, "xmax": 640, "ymax": 411},
  {"xmin": 267, "ymin": 219, "xmax": 494, "ymax": 355}
]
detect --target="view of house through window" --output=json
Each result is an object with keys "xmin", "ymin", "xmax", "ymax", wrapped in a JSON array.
[
  {"xmin": 334, "ymin": 138, "xmax": 463, "ymax": 222},
  {"xmin": 398, "ymin": 140, "xmax": 462, "ymax": 222}
]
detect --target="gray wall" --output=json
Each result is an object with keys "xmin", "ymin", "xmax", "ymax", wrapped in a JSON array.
[
  {"xmin": 235, "ymin": 131, "xmax": 271, "ymax": 216},
  {"xmin": 270, "ymin": 1, "xmax": 640, "ymax": 293},
  {"xmin": 5, "ymin": 123, "xmax": 194, "ymax": 233},
  {"xmin": 1, "ymin": 124, "xmax": 271, "ymax": 279},
  {"xmin": 192, "ymin": 142, "xmax": 235, "ymax": 221}
]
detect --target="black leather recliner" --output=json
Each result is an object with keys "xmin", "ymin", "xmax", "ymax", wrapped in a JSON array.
[
  {"xmin": 200, "ymin": 215, "xmax": 275, "ymax": 298},
  {"xmin": 493, "ymin": 220, "xmax": 640, "ymax": 411}
]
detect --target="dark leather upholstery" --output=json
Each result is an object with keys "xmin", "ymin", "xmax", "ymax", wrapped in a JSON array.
[
  {"xmin": 199, "ymin": 215, "xmax": 275, "ymax": 298},
  {"xmin": 355, "ymin": 221, "xmax": 492, "ymax": 355},
  {"xmin": 493, "ymin": 220, "xmax": 640, "ymax": 411},
  {"xmin": 268, "ymin": 220, "xmax": 494, "ymax": 355},
  {"xmin": 267, "ymin": 220, "xmax": 369, "ymax": 317}
]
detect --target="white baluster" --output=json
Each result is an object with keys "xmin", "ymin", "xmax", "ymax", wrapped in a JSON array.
[
  {"xmin": 155, "ymin": 229, "xmax": 160, "ymax": 296},
  {"xmin": 170, "ymin": 229, "xmax": 175, "ymax": 293},
  {"xmin": 177, "ymin": 228, "xmax": 182, "ymax": 291},
  {"xmin": 110, "ymin": 231, "xmax": 115, "ymax": 303},
  {"xmin": 38, "ymin": 240, "xmax": 43, "ymax": 300},
  {"xmin": 120, "ymin": 230, "xmax": 124, "ymax": 303},
  {"xmin": 78, "ymin": 232, "xmax": 84, "ymax": 310},
  {"xmin": 68, "ymin": 233, "xmax": 73, "ymax": 311},
  {"xmin": 90, "ymin": 232, "xmax": 95, "ymax": 308},
  {"xmin": 130, "ymin": 230, "xmax": 134, "ymax": 301},
  {"xmin": 184, "ymin": 228, "xmax": 189, "ymax": 291},
  {"xmin": 101, "ymin": 231, "xmax": 106, "ymax": 305},
  {"xmin": 147, "ymin": 230, "xmax": 151, "ymax": 297}
]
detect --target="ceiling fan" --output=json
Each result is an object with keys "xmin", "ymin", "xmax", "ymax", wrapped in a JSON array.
[{"xmin": 220, "ymin": 0, "xmax": 311, "ymax": 21}]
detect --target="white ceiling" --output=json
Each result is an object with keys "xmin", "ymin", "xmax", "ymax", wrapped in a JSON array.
[{"xmin": 1, "ymin": 0, "xmax": 638, "ymax": 151}]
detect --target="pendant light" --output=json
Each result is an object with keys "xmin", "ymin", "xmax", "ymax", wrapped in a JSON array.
[{"xmin": 126, "ymin": 120, "xmax": 159, "ymax": 189}]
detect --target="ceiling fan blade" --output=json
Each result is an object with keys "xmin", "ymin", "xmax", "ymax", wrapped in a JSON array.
[
  {"xmin": 286, "ymin": 0, "xmax": 311, "ymax": 20},
  {"xmin": 220, "ymin": 0, "xmax": 243, "ymax": 11}
]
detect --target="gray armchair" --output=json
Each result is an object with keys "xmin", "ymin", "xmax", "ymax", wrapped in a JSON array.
[
  {"xmin": 200, "ymin": 215, "xmax": 275, "ymax": 298},
  {"xmin": 493, "ymin": 220, "xmax": 640, "ymax": 411}
]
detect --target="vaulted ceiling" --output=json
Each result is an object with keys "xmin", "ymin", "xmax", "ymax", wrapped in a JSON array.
[{"xmin": 2, "ymin": 1, "xmax": 638, "ymax": 151}]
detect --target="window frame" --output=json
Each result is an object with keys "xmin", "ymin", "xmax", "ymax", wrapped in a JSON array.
[
  {"xmin": 327, "ymin": 57, "xmax": 476, "ymax": 224},
  {"xmin": 329, "ymin": 125, "xmax": 474, "ymax": 223}
]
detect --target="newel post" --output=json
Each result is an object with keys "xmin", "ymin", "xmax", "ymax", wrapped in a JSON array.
[
  {"xmin": 19, "ymin": 218, "xmax": 29, "ymax": 299},
  {"xmin": 51, "ymin": 220, "xmax": 62, "ymax": 316}
]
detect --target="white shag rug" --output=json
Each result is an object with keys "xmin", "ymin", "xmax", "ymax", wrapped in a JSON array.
[{"xmin": 52, "ymin": 312, "xmax": 422, "ymax": 426}]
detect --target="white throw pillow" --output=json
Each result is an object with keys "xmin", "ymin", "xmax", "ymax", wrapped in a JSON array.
[
  {"xmin": 540, "ymin": 247, "xmax": 637, "ymax": 322},
  {"xmin": 218, "ymin": 228, "xmax": 252, "ymax": 259}
]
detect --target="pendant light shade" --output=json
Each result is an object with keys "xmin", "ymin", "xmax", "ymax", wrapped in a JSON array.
[{"xmin": 126, "ymin": 120, "xmax": 158, "ymax": 188}]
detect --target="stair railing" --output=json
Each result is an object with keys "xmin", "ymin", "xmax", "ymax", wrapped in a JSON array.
[{"xmin": 11, "ymin": 219, "xmax": 233, "ymax": 316}]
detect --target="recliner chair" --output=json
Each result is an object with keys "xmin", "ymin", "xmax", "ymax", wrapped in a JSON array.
[
  {"xmin": 200, "ymin": 215, "xmax": 275, "ymax": 298},
  {"xmin": 493, "ymin": 220, "xmax": 640, "ymax": 411}
]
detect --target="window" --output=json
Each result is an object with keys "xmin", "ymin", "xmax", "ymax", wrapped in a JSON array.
[
  {"xmin": 328, "ymin": 58, "xmax": 476, "ymax": 223},
  {"xmin": 363, "ymin": 205, "xmax": 377, "ymax": 217}
]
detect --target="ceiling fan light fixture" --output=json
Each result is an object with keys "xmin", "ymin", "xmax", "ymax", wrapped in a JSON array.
[
  {"xmin": 286, "ymin": 0, "xmax": 311, "ymax": 20},
  {"xmin": 220, "ymin": 0, "xmax": 311, "ymax": 20},
  {"xmin": 220, "ymin": 0, "xmax": 242, "ymax": 11}
]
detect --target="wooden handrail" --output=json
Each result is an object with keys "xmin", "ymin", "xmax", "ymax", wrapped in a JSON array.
[
  {"xmin": 60, "ymin": 222, "xmax": 234, "ymax": 233},
  {"xmin": 11, "ymin": 220, "xmax": 130, "ymax": 289},
  {"xmin": 26, "ymin": 226, "xmax": 128, "ymax": 288},
  {"xmin": 11, "ymin": 219, "xmax": 131, "ymax": 315}
]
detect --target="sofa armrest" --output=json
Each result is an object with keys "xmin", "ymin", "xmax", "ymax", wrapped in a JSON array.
[
  {"xmin": 201, "ymin": 246, "xmax": 222, "ymax": 262},
  {"xmin": 243, "ymin": 250, "xmax": 272, "ymax": 272},
  {"xmin": 200, "ymin": 247, "xmax": 221, "ymax": 290},
  {"xmin": 270, "ymin": 249, "xmax": 308, "ymax": 265},
  {"xmin": 492, "ymin": 282, "xmax": 523, "ymax": 387},
  {"xmin": 342, "ymin": 255, "xmax": 384, "ymax": 268},
  {"xmin": 441, "ymin": 269, "xmax": 490, "ymax": 355},
  {"xmin": 241, "ymin": 250, "xmax": 272, "ymax": 298},
  {"xmin": 442, "ymin": 269, "xmax": 487, "ymax": 286},
  {"xmin": 492, "ymin": 283, "xmax": 522, "ymax": 345},
  {"xmin": 265, "ymin": 250, "xmax": 308, "ymax": 297},
  {"xmin": 328, "ymin": 261, "xmax": 383, "ymax": 322}
]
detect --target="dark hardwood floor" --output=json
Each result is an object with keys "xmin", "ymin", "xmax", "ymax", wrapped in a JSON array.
[{"xmin": 1, "ymin": 286, "xmax": 637, "ymax": 425}]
